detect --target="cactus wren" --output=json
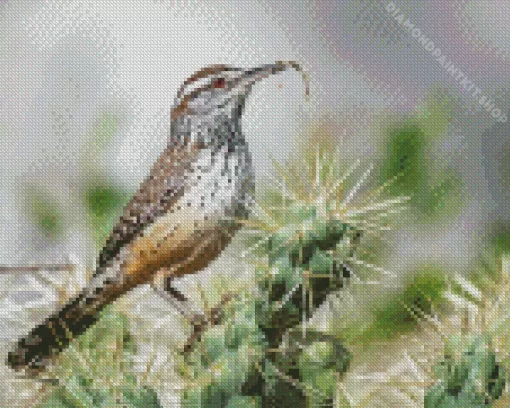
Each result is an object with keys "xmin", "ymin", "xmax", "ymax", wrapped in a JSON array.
[{"xmin": 8, "ymin": 61, "xmax": 309, "ymax": 374}]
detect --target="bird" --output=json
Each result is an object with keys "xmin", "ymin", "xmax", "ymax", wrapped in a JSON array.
[{"xmin": 7, "ymin": 61, "xmax": 309, "ymax": 375}]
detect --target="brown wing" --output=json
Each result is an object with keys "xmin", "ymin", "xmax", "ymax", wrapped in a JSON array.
[{"xmin": 95, "ymin": 142, "xmax": 201, "ymax": 271}]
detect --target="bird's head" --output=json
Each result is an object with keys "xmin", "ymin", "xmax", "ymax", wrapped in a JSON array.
[{"xmin": 171, "ymin": 61, "xmax": 309, "ymax": 122}]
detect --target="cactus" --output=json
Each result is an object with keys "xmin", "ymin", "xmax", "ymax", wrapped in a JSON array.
[
  {"xmin": 424, "ymin": 253, "xmax": 510, "ymax": 408},
  {"xmin": 425, "ymin": 335, "xmax": 506, "ymax": 408},
  {"xmin": 180, "ymin": 214, "xmax": 359, "ymax": 406}
]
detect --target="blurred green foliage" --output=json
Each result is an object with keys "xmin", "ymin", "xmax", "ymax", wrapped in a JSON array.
[
  {"xmin": 360, "ymin": 268, "xmax": 448, "ymax": 342},
  {"xmin": 21, "ymin": 113, "xmax": 129, "ymax": 245},
  {"xmin": 415, "ymin": 89, "xmax": 455, "ymax": 140},
  {"xmin": 491, "ymin": 230, "xmax": 510, "ymax": 257},
  {"xmin": 81, "ymin": 113, "xmax": 131, "ymax": 246},
  {"xmin": 383, "ymin": 121, "xmax": 427, "ymax": 197},
  {"xmin": 37, "ymin": 306, "xmax": 161, "ymax": 408},
  {"xmin": 381, "ymin": 91, "xmax": 463, "ymax": 221},
  {"xmin": 83, "ymin": 182, "xmax": 130, "ymax": 246},
  {"xmin": 421, "ymin": 170, "xmax": 462, "ymax": 217},
  {"xmin": 25, "ymin": 187, "xmax": 64, "ymax": 239}
]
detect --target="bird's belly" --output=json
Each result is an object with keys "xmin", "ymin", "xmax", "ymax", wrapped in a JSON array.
[{"xmin": 121, "ymin": 196, "xmax": 217, "ymax": 282}]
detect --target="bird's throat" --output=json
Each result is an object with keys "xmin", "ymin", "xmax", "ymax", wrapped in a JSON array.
[{"xmin": 171, "ymin": 109, "xmax": 246, "ymax": 152}]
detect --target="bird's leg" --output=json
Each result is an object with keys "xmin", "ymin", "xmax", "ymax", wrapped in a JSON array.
[
  {"xmin": 150, "ymin": 270, "xmax": 206, "ymax": 326},
  {"xmin": 163, "ymin": 276, "xmax": 188, "ymax": 302},
  {"xmin": 151, "ymin": 269, "xmax": 238, "ymax": 354}
]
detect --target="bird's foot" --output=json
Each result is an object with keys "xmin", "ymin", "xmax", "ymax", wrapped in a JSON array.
[{"xmin": 183, "ymin": 292, "xmax": 237, "ymax": 354}]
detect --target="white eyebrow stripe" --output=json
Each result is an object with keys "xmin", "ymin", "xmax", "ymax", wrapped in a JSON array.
[{"xmin": 174, "ymin": 77, "xmax": 215, "ymax": 106}]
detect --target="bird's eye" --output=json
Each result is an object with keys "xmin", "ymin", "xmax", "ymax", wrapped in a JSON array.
[{"xmin": 213, "ymin": 77, "xmax": 226, "ymax": 88}]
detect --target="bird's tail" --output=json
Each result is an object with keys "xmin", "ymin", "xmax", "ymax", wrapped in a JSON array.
[{"xmin": 7, "ymin": 275, "xmax": 125, "ymax": 374}]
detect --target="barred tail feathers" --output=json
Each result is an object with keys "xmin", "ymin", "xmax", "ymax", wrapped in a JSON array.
[{"xmin": 7, "ymin": 274, "xmax": 125, "ymax": 373}]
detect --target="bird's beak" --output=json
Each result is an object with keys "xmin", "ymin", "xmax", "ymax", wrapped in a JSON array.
[{"xmin": 239, "ymin": 61, "xmax": 310, "ymax": 98}]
